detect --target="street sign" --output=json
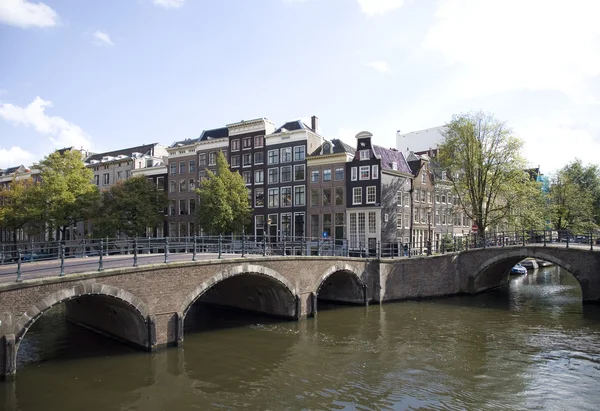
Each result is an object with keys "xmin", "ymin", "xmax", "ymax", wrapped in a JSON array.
[
  {"xmin": 471, "ymin": 224, "xmax": 478, "ymax": 233},
  {"xmin": 322, "ymin": 232, "xmax": 329, "ymax": 239}
]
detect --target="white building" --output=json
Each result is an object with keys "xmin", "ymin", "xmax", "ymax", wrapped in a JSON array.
[{"xmin": 396, "ymin": 126, "xmax": 446, "ymax": 156}]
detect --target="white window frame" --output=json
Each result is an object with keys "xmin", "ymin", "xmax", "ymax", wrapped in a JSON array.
[
  {"xmin": 254, "ymin": 170, "xmax": 264, "ymax": 184},
  {"xmin": 372, "ymin": 164, "xmax": 379, "ymax": 179},
  {"xmin": 359, "ymin": 166, "xmax": 370, "ymax": 180},
  {"xmin": 366, "ymin": 186, "xmax": 376, "ymax": 204},
  {"xmin": 294, "ymin": 185, "xmax": 306, "ymax": 206},
  {"xmin": 351, "ymin": 167, "xmax": 357, "ymax": 181},
  {"xmin": 353, "ymin": 187, "xmax": 362, "ymax": 205},
  {"xmin": 359, "ymin": 150, "xmax": 370, "ymax": 160}
]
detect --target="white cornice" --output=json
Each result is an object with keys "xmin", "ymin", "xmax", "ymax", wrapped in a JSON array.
[
  {"xmin": 196, "ymin": 138, "xmax": 228, "ymax": 151},
  {"xmin": 227, "ymin": 118, "xmax": 275, "ymax": 136}
]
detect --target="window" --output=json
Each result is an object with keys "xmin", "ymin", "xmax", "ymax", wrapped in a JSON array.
[
  {"xmin": 268, "ymin": 149, "xmax": 279, "ymax": 165},
  {"xmin": 351, "ymin": 167, "xmax": 357, "ymax": 181},
  {"xmin": 367, "ymin": 186, "xmax": 376, "ymax": 204},
  {"xmin": 255, "ymin": 188, "xmax": 264, "ymax": 207},
  {"xmin": 189, "ymin": 178, "xmax": 196, "ymax": 190},
  {"xmin": 179, "ymin": 199, "xmax": 187, "ymax": 215},
  {"xmin": 335, "ymin": 167, "xmax": 344, "ymax": 180},
  {"xmin": 323, "ymin": 169, "xmax": 332, "ymax": 182},
  {"xmin": 421, "ymin": 172, "xmax": 426, "ymax": 183},
  {"xmin": 179, "ymin": 161, "xmax": 186, "ymax": 174},
  {"xmin": 243, "ymin": 137, "xmax": 252, "ymax": 149},
  {"xmin": 117, "ymin": 171, "xmax": 123, "ymax": 180},
  {"xmin": 179, "ymin": 179, "xmax": 187, "ymax": 192},
  {"xmin": 281, "ymin": 187, "xmax": 292, "ymax": 207},
  {"xmin": 323, "ymin": 188, "xmax": 332, "ymax": 206},
  {"xmin": 231, "ymin": 139, "xmax": 240, "ymax": 151},
  {"xmin": 441, "ymin": 171, "xmax": 447, "ymax": 181},
  {"xmin": 403, "ymin": 193, "xmax": 409, "ymax": 206},
  {"xmin": 281, "ymin": 147, "xmax": 292, "ymax": 163},
  {"xmin": 311, "ymin": 170, "xmax": 320, "ymax": 183},
  {"xmin": 368, "ymin": 212, "xmax": 376, "ymax": 234},
  {"xmin": 189, "ymin": 160, "xmax": 196, "ymax": 173},
  {"xmin": 311, "ymin": 215, "xmax": 319, "ymax": 238},
  {"xmin": 242, "ymin": 171, "xmax": 252, "ymax": 185},
  {"xmin": 242, "ymin": 153, "xmax": 252, "ymax": 167},
  {"xmin": 189, "ymin": 199, "xmax": 196, "ymax": 214},
  {"xmin": 94, "ymin": 175, "xmax": 99, "ymax": 185},
  {"xmin": 230, "ymin": 155, "xmax": 240, "ymax": 167},
  {"xmin": 255, "ymin": 170, "xmax": 264, "ymax": 184},
  {"xmin": 268, "ymin": 188, "xmax": 279, "ymax": 208},
  {"xmin": 335, "ymin": 187, "xmax": 344, "ymax": 206},
  {"xmin": 310, "ymin": 189, "xmax": 319, "ymax": 207},
  {"xmin": 179, "ymin": 222, "xmax": 187, "ymax": 237},
  {"xmin": 353, "ymin": 187, "xmax": 362, "ymax": 205},
  {"xmin": 294, "ymin": 146, "xmax": 305, "ymax": 161},
  {"xmin": 281, "ymin": 166, "xmax": 292, "ymax": 183},
  {"xmin": 208, "ymin": 152, "xmax": 216, "ymax": 166},
  {"xmin": 427, "ymin": 191, "xmax": 431, "ymax": 203},
  {"xmin": 372, "ymin": 165, "xmax": 379, "ymax": 179},
  {"xmin": 360, "ymin": 150, "xmax": 370, "ymax": 160},
  {"xmin": 323, "ymin": 214, "xmax": 332, "ymax": 237},
  {"xmin": 255, "ymin": 215, "xmax": 265, "ymax": 238},
  {"xmin": 170, "ymin": 163, "xmax": 176, "ymax": 175},
  {"xmin": 254, "ymin": 135, "xmax": 264, "ymax": 147},
  {"xmin": 420, "ymin": 190, "xmax": 426, "ymax": 202},
  {"xmin": 169, "ymin": 200, "xmax": 176, "ymax": 216},
  {"xmin": 441, "ymin": 194, "xmax": 446, "ymax": 203},
  {"xmin": 436, "ymin": 193, "xmax": 440, "ymax": 203},
  {"xmin": 295, "ymin": 213, "xmax": 305, "ymax": 237},
  {"xmin": 103, "ymin": 173, "xmax": 110, "ymax": 185},
  {"xmin": 254, "ymin": 152, "xmax": 264, "ymax": 165},
  {"xmin": 198, "ymin": 153, "xmax": 206, "ymax": 167},
  {"xmin": 294, "ymin": 186, "xmax": 305, "ymax": 206},
  {"xmin": 414, "ymin": 209, "xmax": 419, "ymax": 223},
  {"xmin": 335, "ymin": 213, "xmax": 345, "ymax": 239},
  {"xmin": 360, "ymin": 166, "xmax": 370, "ymax": 180},
  {"xmin": 157, "ymin": 176, "xmax": 164, "ymax": 190},
  {"xmin": 169, "ymin": 180, "xmax": 176, "ymax": 192},
  {"xmin": 294, "ymin": 164, "xmax": 305, "ymax": 181},
  {"xmin": 268, "ymin": 168, "xmax": 279, "ymax": 184},
  {"xmin": 397, "ymin": 190, "xmax": 403, "ymax": 206},
  {"xmin": 281, "ymin": 213, "xmax": 292, "ymax": 237},
  {"xmin": 397, "ymin": 212, "xmax": 403, "ymax": 231}
]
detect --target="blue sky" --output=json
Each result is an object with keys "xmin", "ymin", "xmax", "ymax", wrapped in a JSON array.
[{"xmin": 1, "ymin": 0, "xmax": 599, "ymax": 174}]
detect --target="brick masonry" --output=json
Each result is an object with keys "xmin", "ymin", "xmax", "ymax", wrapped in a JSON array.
[{"xmin": 2, "ymin": 246, "xmax": 599, "ymax": 379}]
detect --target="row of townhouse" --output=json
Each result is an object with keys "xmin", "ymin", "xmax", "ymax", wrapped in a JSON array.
[{"xmin": 1, "ymin": 117, "xmax": 476, "ymax": 253}]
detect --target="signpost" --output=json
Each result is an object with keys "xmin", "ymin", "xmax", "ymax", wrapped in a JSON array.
[{"xmin": 471, "ymin": 223, "xmax": 478, "ymax": 233}]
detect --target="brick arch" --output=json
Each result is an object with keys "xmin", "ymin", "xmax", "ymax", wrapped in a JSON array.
[
  {"xmin": 14, "ymin": 283, "xmax": 150, "ymax": 342},
  {"xmin": 316, "ymin": 263, "xmax": 365, "ymax": 295},
  {"xmin": 179, "ymin": 263, "xmax": 297, "ymax": 318}
]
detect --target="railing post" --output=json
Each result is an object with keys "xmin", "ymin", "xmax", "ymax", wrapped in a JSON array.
[
  {"xmin": 192, "ymin": 235, "xmax": 197, "ymax": 261},
  {"xmin": 317, "ymin": 239, "xmax": 321, "ymax": 256},
  {"xmin": 1, "ymin": 244, "xmax": 4, "ymax": 265},
  {"xmin": 16, "ymin": 251, "xmax": 22, "ymax": 282},
  {"xmin": 302, "ymin": 236, "xmax": 306, "ymax": 256},
  {"xmin": 164, "ymin": 237, "xmax": 169, "ymax": 263},
  {"xmin": 522, "ymin": 229, "xmax": 525, "ymax": 246},
  {"xmin": 218, "ymin": 234, "xmax": 222, "ymax": 259},
  {"xmin": 105, "ymin": 236, "xmax": 109, "ymax": 256},
  {"xmin": 377, "ymin": 241, "xmax": 381, "ymax": 259},
  {"xmin": 590, "ymin": 232, "xmax": 593, "ymax": 251},
  {"xmin": 60, "ymin": 244, "xmax": 65, "ymax": 276},
  {"xmin": 133, "ymin": 238, "xmax": 138, "ymax": 267},
  {"xmin": 263, "ymin": 233, "xmax": 267, "ymax": 256},
  {"xmin": 543, "ymin": 229, "xmax": 547, "ymax": 247},
  {"xmin": 566, "ymin": 233, "xmax": 569, "ymax": 249},
  {"xmin": 283, "ymin": 233, "xmax": 286, "ymax": 256},
  {"xmin": 241, "ymin": 230, "xmax": 246, "ymax": 257},
  {"xmin": 126, "ymin": 239, "xmax": 130, "ymax": 255},
  {"xmin": 98, "ymin": 240, "xmax": 104, "ymax": 271}
]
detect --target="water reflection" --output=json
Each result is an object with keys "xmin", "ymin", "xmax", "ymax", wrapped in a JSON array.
[{"xmin": 3, "ymin": 265, "xmax": 600, "ymax": 411}]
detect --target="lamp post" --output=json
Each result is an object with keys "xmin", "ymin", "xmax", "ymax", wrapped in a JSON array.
[
  {"xmin": 427, "ymin": 205, "xmax": 432, "ymax": 256},
  {"xmin": 263, "ymin": 217, "xmax": 272, "ymax": 256}
]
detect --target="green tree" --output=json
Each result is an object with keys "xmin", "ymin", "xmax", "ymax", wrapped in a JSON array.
[
  {"xmin": 93, "ymin": 176, "xmax": 168, "ymax": 237},
  {"xmin": 548, "ymin": 165, "xmax": 597, "ymax": 232},
  {"xmin": 438, "ymin": 111, "xmax": 536, "ymax": 237},
  {"xmin": 0, "ymin": 176, "xmax": 42, "ymax": 246},
  {"xmin": 196, "ymin": 151, "xmax": 251, "ymax": 234},
  {"xmin": 563, "ymin": 159, "xmax": 600, "ymax": 226},
  {"xmin": 36, "ymin": 150, "xmax": 99, "ymax": 240}
]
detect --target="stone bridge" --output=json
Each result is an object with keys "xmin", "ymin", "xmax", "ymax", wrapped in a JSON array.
[{"xmin": 1, "ymin": 246, "xmax": 599, "ymax": 379}]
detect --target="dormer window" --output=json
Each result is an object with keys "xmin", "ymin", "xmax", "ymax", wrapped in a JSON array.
[
  {"xmin": 391, "ymin": 162, "xmax": 397, "ymax": 170},
  {"xmin": 441, "ymin": 171, "xmax": 447, "ymax": 181},
  {"xmin": 359, "ymin": 150, "xmax": 370, "ymax": 160}
]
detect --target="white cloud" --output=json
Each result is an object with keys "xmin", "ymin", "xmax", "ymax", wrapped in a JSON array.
[
  {"xmin": 0, "ymin": 0, "xmax": 58, "ymax": 28},
  {"xmin": 422, "ymin": 0, "xmax": 600, "ymax": 102},
  {"xmin": 0, "ymin": 146, "xmax": 34, "ymax": 168},
  {"xmin": 0, "ymin": 97, "xmax": 93, "ymax": 150},
  {"xmin": 357, "ymin": 0, "xmax": 406, "ymax": 15},
  {"xmin": 367, "ymin": 61, "xmax": 390, "ymax": 73},
  {"xmin": 152, "ymin": 0, "xmax": 185, "ymax": 9},
  {"xmin": 92, "ymin": 30, "xmax": 114, "ymax": 46}
]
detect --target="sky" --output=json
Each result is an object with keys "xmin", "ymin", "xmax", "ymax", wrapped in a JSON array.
[{"xmin": 0, "ymin": 0, "xmax": 599, "ymax": 175}]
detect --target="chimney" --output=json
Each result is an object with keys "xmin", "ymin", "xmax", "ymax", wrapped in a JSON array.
[{"xmin": 311, "ymin": 115, "xmax": 319, "ymax": 133}]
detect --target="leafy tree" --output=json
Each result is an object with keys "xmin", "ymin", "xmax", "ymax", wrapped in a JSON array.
[
  {"xmin": 36, "ymin": 150, "xmax": 99, "ymax": 240},
  {"xmin": 438, "ymin": 111, "xmax": 534, "ymax": 237},
  {"xmin": 196, "ymin": 151, "xmax": 251, "ymax": 234},
  {"xmin": 0, "ymin": 176, "xmax": 42, "ymax": 246},
  {"xmin": 93, "ymin": 176, "xmax": 168, "ymax": 237},
  {"xmin": 548, "ymin": 165, "xmax": 597, "ymax": 233},
  {"xmin": 562, "ymin": 159, "xmax": 600, "ymax": 226}
]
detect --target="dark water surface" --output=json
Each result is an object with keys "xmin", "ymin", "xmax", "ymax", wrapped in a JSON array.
[{"xmin": 3, "ymin": 266, "xmax": 600, "ymax": 410}]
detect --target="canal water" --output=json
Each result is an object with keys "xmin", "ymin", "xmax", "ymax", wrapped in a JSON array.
[{"xmin": 3, "ymin": 265, "xmax": 600, "ymax": 410}]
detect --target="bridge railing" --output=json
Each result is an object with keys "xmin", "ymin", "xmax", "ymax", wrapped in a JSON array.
[{"xmin": 1, "ymin": 230, "xmax": 598, "ymax": 282}]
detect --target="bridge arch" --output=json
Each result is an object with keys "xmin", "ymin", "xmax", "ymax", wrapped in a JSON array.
[
  {"xmin": 179, "ymin": 263, "xmax": 298, "ymax": 320},
  {"xmin": 315, "ymin": 263, "xmax": 366, "ymax": 305}
]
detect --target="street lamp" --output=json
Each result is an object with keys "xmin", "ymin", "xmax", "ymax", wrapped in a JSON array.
[
  {"xmin": 427, "ymin": 205, "xmax": 432, "ymax": 256},
  {"xmin": 266, "ymin": 217, "xmax": 272, "ymax": 243}
]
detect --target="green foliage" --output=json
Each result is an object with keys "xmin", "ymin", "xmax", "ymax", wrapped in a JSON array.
[
  {"xmin": 36, "ymin": 150, "xmax": 99, "ymax": 237},
  {"xmin": 196, "ymin": 151, "xmax": 251, "ymax": 234},
  {"xmin": 93, "ymin": 176, "xmax": 168, "ymax": 237},
  {"xmin": 0, "ymin": 176, "xmax": 42, "ymax": 243},
  {"xmin": 438, "ymin": 111, "xmax": 533, "ymax": 235},
  {"xmin": 548, "ymin": 160, "xmax": 598, "ymax": 232}
]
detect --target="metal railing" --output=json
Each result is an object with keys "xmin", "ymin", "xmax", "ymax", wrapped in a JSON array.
[{"xmin": 1, "ymin": 230, "xmax": 598, "ymax": 283}]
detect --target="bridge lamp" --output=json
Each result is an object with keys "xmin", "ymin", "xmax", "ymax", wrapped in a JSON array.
[
  {"xmin": 427, "ymin": 205, "xmax": 433, "ymax": 255},
  {"xmin": 266, "ymin": 218, "xmax": 272, "ymax": 243}
]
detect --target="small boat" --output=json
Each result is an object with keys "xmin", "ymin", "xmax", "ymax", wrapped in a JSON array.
[{"xmin": 511, "ymin": 263, "xmax": 527, "ymax": 275}]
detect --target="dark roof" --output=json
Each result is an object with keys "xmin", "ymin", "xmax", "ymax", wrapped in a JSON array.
[
  {"xmin": 199, "ymin": 127, "xmax": 229, "ymax": 141},
  {"xmin": 169, "ymin": 137, "xmax": 200, "ymax": 148},
  {"xmin": 372, "ymin": 145, "xmax": 412, "ymax": 174},
  {"xmin": 86, "ymin": 143, "xmax": 158, "ymax": 162},
  {"xmin": 274, "ymin": 120, "xmax": 310, "ymax": 134},
  {"xmin": 2, "ymin": 165, "xmax": 26, "ymax": 175},
  {"xmin": 310, "ymin": 139, "xmax": 356, "ymax": 156}
]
